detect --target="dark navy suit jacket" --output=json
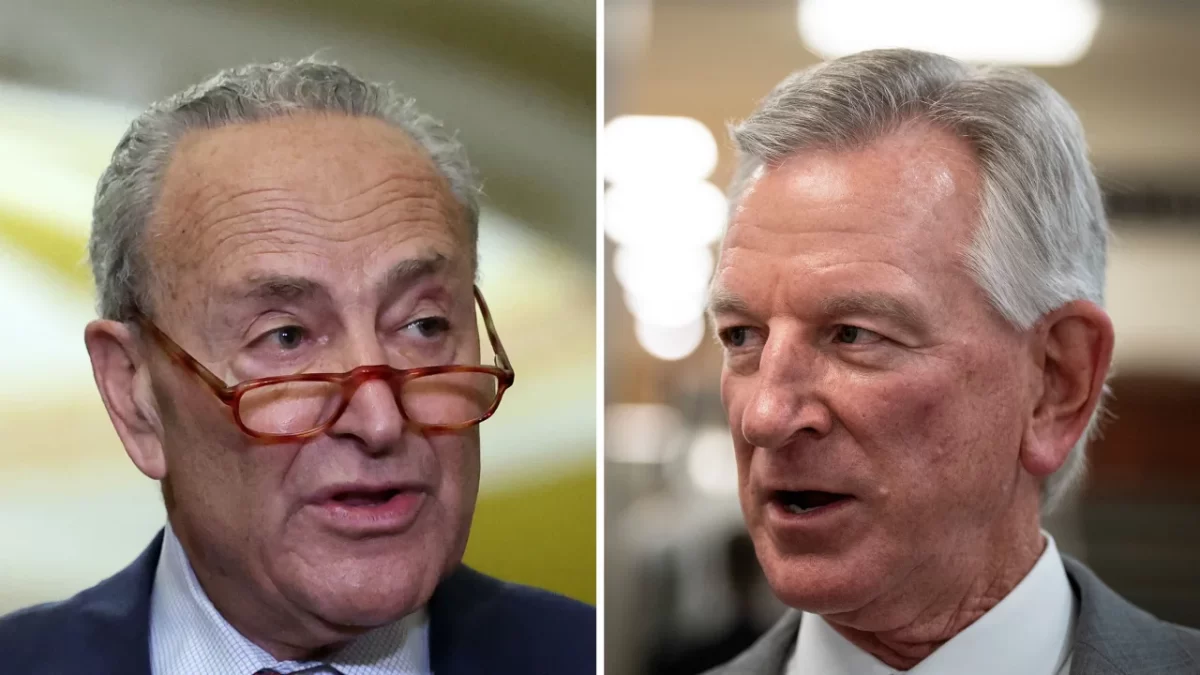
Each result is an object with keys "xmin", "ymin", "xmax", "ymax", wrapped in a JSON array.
[{"xmin": 0, "ymin": 531, "xmax": 596, "ymax": 674}]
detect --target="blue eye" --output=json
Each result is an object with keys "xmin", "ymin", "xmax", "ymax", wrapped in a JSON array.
[{"xmin": 719, "ymin": 326, "xmax": 752, "ymax": 349}]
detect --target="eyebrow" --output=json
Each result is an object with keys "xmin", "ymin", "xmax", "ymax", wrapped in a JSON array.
[
  {"xmin": 707, "ymin": 286, "xmax": 926, "ymax": 333},
  {"xmin": 377, "ymin": 253, "xmax": 449, "ymax": 298},
  {"xmin": 820, "ymin": 292, "xmax": 926, "ymax": 331},
  {"xmin": 232, "ymin": 276, "xmax": 324, "ymax": 304},
  {"xmin": 221, "ymin": 253, "xmax": 451, "ymax": 307},
  {"xmin": 707, "ymin": 286, "xmax": 751, "ymax": 318}
]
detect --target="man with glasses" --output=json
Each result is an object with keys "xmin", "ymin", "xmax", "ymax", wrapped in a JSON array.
[{"xmin": 0, "ymin": 60, "xmax": 594, "ymax": 674}]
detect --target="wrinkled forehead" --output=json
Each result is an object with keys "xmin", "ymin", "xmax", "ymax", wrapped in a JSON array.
[
  {"xmin": 144, "ymin": 113, "xmax": 474, "ymax": 314},
  {"xmin": 722, "ymin": 124, "xmax": 982, "ymax": 261},
  {"xmin": 713, "ymin": 126, "xmax": 985, "ymax": 311}
]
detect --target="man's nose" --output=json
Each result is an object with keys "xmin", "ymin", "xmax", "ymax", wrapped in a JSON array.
[
  {"xmin": 739, "ymin": 335, "xmax": 833, "ymax": 450},
  {"xmin": 326, "ymin": 332, "xmax": 406, "ymax": 454},
  {"xmin": 328, "ymin": 377, "xmax": 406, "ymax": 454}
]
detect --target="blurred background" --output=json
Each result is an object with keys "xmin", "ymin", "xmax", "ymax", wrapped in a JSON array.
[
  {"xmin": 605, "ymin": 0, "xmax": 1200, "ymax": 673},
  {"xmin": 0, "ymin": 0, "xmax": 595, "ymax": 611}
]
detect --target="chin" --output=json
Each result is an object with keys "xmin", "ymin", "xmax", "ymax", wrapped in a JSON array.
[
  {"xmin": 753, "ymin": 534, "xmax": 891, "ymax": 617},
  {"xmin": 295, "ymin": 551, "xmax": 447, "ymax": 628},
  {"xmin": 313, "ymin": 584, "xmax": 428, "ymax": 628},
  {"xmin": 279, "ymin": 522, "xmax": 466, "ymax": 629}
]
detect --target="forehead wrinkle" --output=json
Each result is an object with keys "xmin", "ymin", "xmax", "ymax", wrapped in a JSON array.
[
  {"xmin": 170, "ymin": 182, "xmax": 461, "ymax": 261},
  {"xmin": 328, "ymin": 191, "xmax": 454, "ymax": 235},
  {"xmin": 173, "ymin": 186, "xmax": 295, "ymax": 235}
]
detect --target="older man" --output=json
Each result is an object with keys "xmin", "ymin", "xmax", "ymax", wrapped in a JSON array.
[
  {"xmin": 705, "ymin": 50, "xmax": 1200, "ymax": 674},
  {"xmin": 0, "ymin": 60, "xmax": 594, "ymax": 674}
]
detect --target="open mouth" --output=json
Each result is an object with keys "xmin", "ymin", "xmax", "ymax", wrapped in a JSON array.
[
  {"xmin": 328, "ymin": 488, "xmax": 404, "ymax": 507},
  {"xmin": 774, "ymin": 490, "xmax": 852, "ymax": 514}
]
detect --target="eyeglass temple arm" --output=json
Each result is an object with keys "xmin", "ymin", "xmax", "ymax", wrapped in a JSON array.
[
  {"xmin": 132, "ymin": 313, "xmax": 236, "ymax": 401},
  {"xmin": 474, "ymin": 285, "xmax": 513, "ymax": 376}
]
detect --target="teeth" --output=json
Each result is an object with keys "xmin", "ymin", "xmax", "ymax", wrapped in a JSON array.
[{"xmin": 785, "ymin": 503, "xmax": 818, "ymax": 514}]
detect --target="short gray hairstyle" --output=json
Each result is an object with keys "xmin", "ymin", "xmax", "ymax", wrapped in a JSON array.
[
  {"xmin": 89, "ymin": 58, "xmax": 480, "ymax": 322},
  {"xmin": 730, "ymin": 49, "xmax": 1109, "ymax": 513}
]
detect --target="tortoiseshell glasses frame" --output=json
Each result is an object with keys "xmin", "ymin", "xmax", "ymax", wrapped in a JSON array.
[{"xmin": 131, "ymin": 285, "xmax": 514, "ymax": 443}]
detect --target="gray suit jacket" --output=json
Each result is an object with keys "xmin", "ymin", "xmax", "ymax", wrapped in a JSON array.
[{"xmin": 704, "ymin": 557, "xmax": 1200, "ymax": 675}]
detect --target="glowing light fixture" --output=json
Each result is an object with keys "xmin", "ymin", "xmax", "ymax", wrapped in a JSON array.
[
  {"xmin": 686, "ymin": 426, "xmax": 739, "ymax": 496},
  {"xmin": 634, "ymin": 318, "xmax": 707, "ymax": 362},
  {"xmin": 604, "ymin": 115, "xmax": 719, "ymax": 183},
  {"xmin": 604, "ymin": 181, "xmax": 727, "ymax": 249},
  {"xmin": 798, "ymin": 0, "xmax": 1101, "ymax": 66},
  {"xmin": 605, "ymin": 115, "xmax": 724, "ymax": 362},
  {"xmin": 606, "ymin": 403, "xmax": 686, "ymax": 464}
]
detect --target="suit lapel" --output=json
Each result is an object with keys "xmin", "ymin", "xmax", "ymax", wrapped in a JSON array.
[
  {"xmin": 1064, "ymin": 556, "xmax": 1198, "ymax": 675},
  {"xmin": 706, "ymin": 557, "xmax": 1199, "ymax": 675},
  {"xmin": 705, "ymin": 610, "xmax": 802, "ymax": 674},
  {"xmin": 70, "ymin": 530, "xmax": 162, "ymax": 675},
  {"xmin": 427, "ymin": 565, "xmax": 507, "ymax": 675}
]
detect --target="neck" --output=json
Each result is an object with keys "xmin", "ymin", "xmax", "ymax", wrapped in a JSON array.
[{"xmin": 824, "ymin": 515, "xmax": 1044, "ymax": 670}]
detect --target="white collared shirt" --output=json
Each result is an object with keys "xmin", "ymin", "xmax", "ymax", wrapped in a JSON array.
[
  {"xmin": 149, "ymin": 525, "xmax": 431, "ymax": 675},
  {"xmin": 786, "ymin": 534, "xmax": 1078, "ymax": 675}
]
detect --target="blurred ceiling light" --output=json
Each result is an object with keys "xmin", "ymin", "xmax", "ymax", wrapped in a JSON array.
[
  {"xmin": 604, "ymin": 115, "xmax": 719, "ymax": 184},
  {"xmin": 606, "ymin": 403, "xmax": 686, "ymax": 464},
  {"xmin": 613, "ymin": 246, "xmax": 714, "ymax": 298},
  {"xmin": 798, "ymin": 0, "xmax": 1101, "ymax": 66},
  {"xmin": 625, "ymin": 288, "xmax": 708, "ymax": 328},
  {"xmin": 606, "ymin": 114, "xmax": 724, "ymax": 362},
  {"xmin": 634, "ymin": 317, "xmax": 707, "ymax": 362},
  {"xmin": 686, "ymin": 426, "xmax": 739, "ymax": 496},
  {"xmin": 605, "ymin": 181, "xmax": 727, "ymax": 248}
]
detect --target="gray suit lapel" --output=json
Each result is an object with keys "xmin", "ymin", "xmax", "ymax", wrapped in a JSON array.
[
  {"xmin": 1065, "ymin": 556, "xmax": 1200, "ymax": 675},
  {"xmin": 702, "ymin": 610, "xmax": 802, "ymax": 675}
]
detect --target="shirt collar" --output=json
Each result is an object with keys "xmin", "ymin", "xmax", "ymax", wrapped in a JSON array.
[
  {"xmin": 149, "ymin": 524, "xmax": 430, "ymax": 675},
  {"xmin": 788, "ymin": 532, "xmax": 1078, "ymax": 675}
]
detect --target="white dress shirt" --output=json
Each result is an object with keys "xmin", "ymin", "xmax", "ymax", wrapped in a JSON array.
[
  {"xmin": 149, "ymin": 525, "xmax": 431, "ymax": 675},
  {"xmin": 786, "ymin": 533, "xmax": 1078, "ymax": 675}
]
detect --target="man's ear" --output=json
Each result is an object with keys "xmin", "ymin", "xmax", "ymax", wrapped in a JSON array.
[
  {"xmin": 84, "ymin": 319, "xmax": 167, "ymax": 480},
  {"xmin": 1020, "ymin": 300, "xmax": 1114, "ymax": 477}
]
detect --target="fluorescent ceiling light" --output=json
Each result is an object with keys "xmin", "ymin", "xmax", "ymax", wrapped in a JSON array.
[{"xmin": 798, "ymin": 0, "xmax": 1101, "ymax": 66}]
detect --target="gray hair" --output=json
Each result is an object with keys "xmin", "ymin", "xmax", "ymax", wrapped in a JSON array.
[
  {"xmin": 730, "ymin": 49, "xmax": 1109, "ymax": 513},
  {"xmin": 89, "ymin": 58, "xmax": 480, "ymax": 322}
]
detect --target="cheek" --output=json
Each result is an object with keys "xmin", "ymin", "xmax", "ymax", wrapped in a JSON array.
[
  {"xmin": 430, "ymin": 431, "xmax": 480, "ymax": 513},
  {"xmin": 836, "ymin": 356, "xmax": 1026, "ymax": 509},
  {"xmin": 158, "ymin": 382, "xmax": 290, "ymax": 540}
]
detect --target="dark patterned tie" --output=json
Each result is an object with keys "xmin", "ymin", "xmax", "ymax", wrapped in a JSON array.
[{"xmin": 253, "ymin": 670, "xmax": 282, "ymax": 675}]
